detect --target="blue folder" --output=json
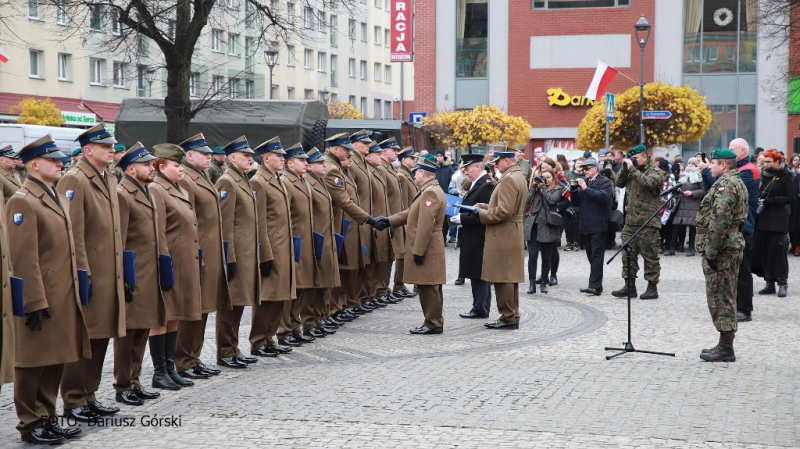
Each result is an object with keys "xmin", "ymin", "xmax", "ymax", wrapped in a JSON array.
[
  {"xmin": 312, "ymin": 232, "xmax": 324, "ymax": 260},
  {"xmin": 159, "ymin": 254, "xmax": 175, "ymax": 287},
  {"xmin": 78, "ymin": 269, "xmax": 89, "ymax": 306},
  {"xmin": 334, "ymin": 234, "xmax": 345, "ymax": 259},
  {"xmin": 362, "ymin": 246, "xmax": 367, "ymax": 255},
  {"xmin": 223, "ymin": 240, "xmax": 229, "ymax": 265},
  {"xmin": 455, "ymin": 203, "xmax": 480, "ymax": 213},
  {"xmin": 123, "ymin": 250, "xmax": 136, "ymax": 285},
  {"xmin": 445, "ymin": 193, "xmax": 463, "ymax": 216},
  {"xmin": 198, "ymin": 249, "xmax": 203, "ymax": 279},
  {"xmin": 342, "ymin": 218, "xmax": 351, "ymax": 237},
  {"xmin": 292, "ymin": 236, "xmax": 302, "ymax": 263},
  {"xmin": 10, "ymin": 276, "xmax": 24, "ymax": 317}
]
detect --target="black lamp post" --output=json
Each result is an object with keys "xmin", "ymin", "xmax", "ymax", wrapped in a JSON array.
[
  {"xmin": 264, "ymin": 45, "xmax": 278, "ymax": 99},
  {"xmin": 321, "ymin": 87, "xmax": 330, "ymax": 104},
  {"xmin": 634, "ymin": 15, "xmax": 651, "ymax": 146},
  {"xmin": 145, "ymin": 66, "xmax": 156, "ymax": 97}
]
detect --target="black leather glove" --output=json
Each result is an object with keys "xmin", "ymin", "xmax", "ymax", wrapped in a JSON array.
[
  {"xmin": 260, "ymin": 260, "xmax": 273, "ymax": 277},
  {"xmin": 25, "ymin": 308, "xmax": 51, "ymax": 331},
  {"xmin": 227, "ymin": 262, "xmax": 236, "ymax": 281},
  {"xmin": 366, "ymin": 216, "xmax": 390, "ymax": 231},
  {"xmin": 87, "ymin": 276, "xmax": 93, "ymax": 299},
  {"xmin": 413, "ymin": 254, "xmax": 424, "ymax": 266},
  {"xmin": 160, "ymin": 283, "xmax": 173, "ymax": 291},
  {"xmin": 124, "ymin": 284, "xmax": 135, "ymax": 303},
  {"xmin": 365, "ymin": 216, "xmax": 379, "ymax": 228},
  {"xmin": 706, "ymin": 257, "xmax": 718, "ymax": 271}
]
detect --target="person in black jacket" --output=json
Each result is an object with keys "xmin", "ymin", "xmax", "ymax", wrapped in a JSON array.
[
  {"xmin": 451, "ymin": 154, "xmax": 495, "ymax": 318},
  {"xmin": 752, "ymin": 149, "xmax": 795, "ymax": 298},
  {"xmin": 569, "ymin": 158, "xmax": 613, "ymax": 295}
]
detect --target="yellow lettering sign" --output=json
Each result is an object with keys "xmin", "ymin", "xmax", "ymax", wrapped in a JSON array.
[{"xmin": 547, "ymin": 88, "xmax": 594, "ymax": 107}]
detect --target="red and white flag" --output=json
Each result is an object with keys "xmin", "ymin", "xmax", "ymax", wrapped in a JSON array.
[
  {"xmin": 585, "ymin": 61, "xmax": 617, "ymax": 101},
  {"xmin": 0, "ymin": 47, "xmax": 9, "ymax": 63}
]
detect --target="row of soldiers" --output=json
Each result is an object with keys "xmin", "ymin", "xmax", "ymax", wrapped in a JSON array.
[{"xmin": 0, "ymin": 122, "xmax": 442, "ymax": 444}]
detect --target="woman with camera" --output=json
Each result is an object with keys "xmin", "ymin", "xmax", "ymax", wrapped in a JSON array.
[
  {"xmin": 670, "ymin": 157, "xmax": 706, "ymax": 257},
  {"xmin": 753, "ymin": 149, "xmax": 796, "ymax": 297},
  {"xmin": 523, "ymin": 169, "xmax": 564, "ymax": 294}
]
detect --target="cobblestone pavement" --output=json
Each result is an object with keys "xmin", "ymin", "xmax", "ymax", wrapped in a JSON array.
[{"xmin": 1, "ymin": 240, "xmax": 799, "ymax": 448}]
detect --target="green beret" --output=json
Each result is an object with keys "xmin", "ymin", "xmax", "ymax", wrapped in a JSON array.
[
  {"xmin": 151, "ymin": 143, "xmax": 186, "ymax": 164},
  {"xmin": 113, "ymin": 143, "xmax": 126, "ymax": 153},
  {"xmin": 212, "ymin": 146, "xmax": 225, "ymax": 155},
  {"xmin": 71, "ymin": 148, "xmax": 82, "ymax": 157},
  {"xmin": 626, "ymin": 144, "xmax": 647, "ymax": 158},
  {"xmin": 710, "ymin": 148, "xmax": 737, "ymax": 160}
]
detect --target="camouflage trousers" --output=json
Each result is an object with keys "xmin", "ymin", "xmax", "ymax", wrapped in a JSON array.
[
  {"xmin": 702, "ymin": 249, "xmax": 743, "ymax": 333},
  {"xmin": 620, "ymin": 225, "xmax": 661, "ymax": 283}
]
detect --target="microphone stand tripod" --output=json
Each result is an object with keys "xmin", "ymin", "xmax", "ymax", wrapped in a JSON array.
[{"xmin": 604, "ymin": 198, "xmax": 676, "ymax": 360}]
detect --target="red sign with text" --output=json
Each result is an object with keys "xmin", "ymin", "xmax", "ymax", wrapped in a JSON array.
[{"xmin": 390, "ymin": 0, "xmax": 412, "ymax": 62}]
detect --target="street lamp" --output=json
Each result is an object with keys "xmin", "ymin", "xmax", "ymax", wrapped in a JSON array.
[
  {"xmin": 634, "ymin": 15, "xmax": 651, "ymax": 146},
  {"xmin": 145, "ymin": 66, "xmax": 156, "ymax": 97},
  {"xmin": 321, "ymin": 87, "xmax": 330, "ymax": 104},
  {"xmin": 264, "ymin": 45, "xmax": 279, "ymax": 99}
]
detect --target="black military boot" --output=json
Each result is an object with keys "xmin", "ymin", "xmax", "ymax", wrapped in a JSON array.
[
  {"xmin": 758, "ymin": 281, "xmax": 776, "ymax": 295},
  {"xmin": 639, "ymin": 282, "xmax": 659, "ymax": 300},
  {"xmin": 165, "ymin": 331, "xmax": 194, "ymax": 387},
  {"xmin": 777, "ymin": 280, "xmax": 788, "ymax": 298},
  {"xmin": 700, "ymin": 331, "xmax": 735, "ymax": 362},
  {"xmin": 526, "ymin": 283, "xmax": 536, "ymax": 294},
  {"xmin": 149, "ymin": 334, "xmax": 181, "ymax": 390},
  {"xmin": 611, "ymin": 279, "xmax": 637, "ymax": 298}
]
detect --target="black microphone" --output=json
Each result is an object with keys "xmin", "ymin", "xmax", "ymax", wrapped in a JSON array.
[{"xmin": 660, "ymin": 182, "xmax": 684, "ymax": 196}]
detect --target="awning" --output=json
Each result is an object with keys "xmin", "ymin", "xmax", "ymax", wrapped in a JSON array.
[{"xmin": 0, "ymin": 92, "xmax": 120, "ymax": 123}]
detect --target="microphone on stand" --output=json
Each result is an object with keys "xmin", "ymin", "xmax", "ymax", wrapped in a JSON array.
[{"xmin": 660, "ymin": 182, "xmax": 684, "ymax": 197}]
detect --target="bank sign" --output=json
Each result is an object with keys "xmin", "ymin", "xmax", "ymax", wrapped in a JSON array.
[
  {"xmin": 390, "ymin": 0, "xmax": 412, "ymax": 62},
  {"xmin": 62, "ymin": 111, "xmax": 97, "ymax": 126},
  {"xmin": 547, "ymin": 88, "xmax": 595, "ymax": 107}
]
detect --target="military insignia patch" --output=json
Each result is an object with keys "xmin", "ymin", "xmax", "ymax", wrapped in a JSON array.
[
  {"xmin": 334, "ymin": 177, "xmax": 341, "ymax": 185},
  {"xmin": 425, "ymin": 200, "xmax": 432, "ymax": 207},
  {"xmin": 13, "ymin": 213, "xmax": 22, "ymax": 225},
  {"xmin": 253, "ymin": 190, "xmax": 257, "ymax": 197},
  {"xmin": 66, "ymin": 190, "xmax": 74, "ymax": 200},
  {"xmin": 718, "ymin": 187, "xmax": 725, "ymax": 192},
  {"xmin": 220, "ymin": 190, "xmax": 228, "ymax": 199}
]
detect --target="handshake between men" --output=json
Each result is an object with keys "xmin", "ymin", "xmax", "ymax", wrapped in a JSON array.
[{"xmin": 366, "ymin": 216, "xmax": 391, "ymax": 231}]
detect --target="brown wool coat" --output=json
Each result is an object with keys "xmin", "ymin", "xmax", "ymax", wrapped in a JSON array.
[
  {"xmin": 307, "ymin": 173, "xmax": 341, "ymax": 288},
  {"xmin": 251, "ymin": 167, "xmax": 296, "ymax": 301},
  {"xmin": 7, "ymin": 180, "xmax": 90, "ymax": 368},
  {"xmin": 179, "ymin": 163, "xmax": 231, "ymax": 312},
  {"xmin": 150, "ymin": 175, "xmax": 202, "ymax": 322},
  {"xmin": 117, "ymin": 176, "xmax": 166, "ymax": 329},
  {"xmin": 56, "ymin": 158, "xmax": 125, "ymax": 339},
  {"xmin": 479, "ymin": 165, "xmax": 527, "ymax": 283},
  {"xmin": 216, "ymin": 167, "xmax": 260, "ymax": 307},
  {"xmin": 379, "ymin": 161, "xmax": 405, "ymax": 259},
  {"xmin": 388, "ymin": 178, "xmax": 446, "ymax": 285},
  {"xmin": 324, "ymin": 153, "xmax": 367, "ymax": 270},
  {"xmin": 397, "ymin": 165, "xmax": 419, "ymax": 258},
  {"xmin": 350, "ymin": 152, "xmax": 375, "ymax": 264},
  {"xmin": 283, "ymin": 169, "xmax": 319, "ymax": 289},
  {"xmin": 0, "ymin": 196, "xmax": 14, "ymax": 383},
  {"xmin": 0, "ymin": 166, "xmax": 21, "ymax": 202},
  {"xmin": 368, "ymin": 163, "xmax": 393, "ymax": 263}
]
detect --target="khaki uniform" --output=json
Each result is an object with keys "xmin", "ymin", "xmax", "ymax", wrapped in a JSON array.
[
  {"xmin": 369, "ymin": 164, "xmax": 393, "ymax": 298},
  {"xmin": 351, "ymin": 152, "xmax": 378, "ymax": 302},
  {"xmin": 56, "ymin": 158, "xmax": 125, "ymax": 410},
  {"xmin": 0, "ymin": 166, "xmax": 22, "ymax": 201},
  {"xmin": 395, "ymin": 165, "xmax": 420, "ymax": 292},
  {"xmin": 176, "ymin": 163, "xmax": 230, "ymax": 371},
  {"xmin": 305, "ymin": 172, "xmax": 340, "ymax": 328},
  {"xmin": 249, "ymin": 166, "xmax": 296, "ymax": 350},
  {"xmin": 114, "ymin": 176, "xmax": 166, "ymax": 393},
  {"xmin": 479, "ymin": 165, "xmax": 527, "ymax": 324},
  {"xmin": 0, "ymin": 195, "xmax": 13, "ymax": 387},
  {"xmin": 388, "ymin": 178, "xmax": 447, "ymax": 330},
  {"xmin": 215, "ymin": 166, "xmax": 259, "ymax": 358},
  {"xmin": 7, "ymin": 179, "xmax": 90, "ymax": 435}
]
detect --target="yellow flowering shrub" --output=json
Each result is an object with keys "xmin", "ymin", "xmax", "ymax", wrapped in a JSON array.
[
  {"xmin": 327, "ymin": 100, "xmax": 364, "ymax": 120},
  {"xmin": 423, "ymin": 105, "xmax": 531, "ymax": 149},
  {"xmin": 576, "ymin": 83, "xmax": 712, "ymax": 151},
  {"xmin": 11, "ymin": 97, "xmax": 65, "ymax": 126}
]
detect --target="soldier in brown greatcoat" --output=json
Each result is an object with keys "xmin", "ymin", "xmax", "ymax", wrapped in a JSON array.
[
  {"xmin": 215, "ymin": 136, "xmax": 260, "ymax": 368},
  {"xmin": 0, "ymin": 192, "xmax": 13, "ymax": 393},
  {"xmin": 9, "ymin": 135, "xmax": 89, "ymax": 444},
  {"xmin": 0, "ymin": 145, "xmax": 22, "ymax": 201},
  {"xmin": 249, "ymin": 137, "xmax": 297, "ymax": 353},
  {"xmin": 349, "ymin": 130, "xmax": 380, "ymax": 312},
  {"xmin": 365, "ymin": 141, "xmax": 393, "ymax": 308},
  {"xmin": 393, "ymin": 146, "xmax": 420, "ymax": 298},
  {"xmin": 57, "ymin": 122, "xmax": 125, "ymax": 422},
  {"xmin": 175, "ymin": 134, "xmax": 228, "ymax": 379},
  {"xmin": 377, "ymin": 137, "xmax": 405, "ymax": 304},
  {"xmin": 113, "ymin": 143, "xmax": 167, "ymax": 405}
]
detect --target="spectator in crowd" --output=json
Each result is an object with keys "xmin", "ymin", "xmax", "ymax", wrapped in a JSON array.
[
  {"xmin": 658, "ymin": 158, "xmax": 678, "ymax": 256},
  {"xmin": 610, "ymin": 150, "xmax": 625, "ymax": 174},
  {"xmin": 556, "ymin": 154, "xmax": 571, "ymax": 173},
  {"xmin": 523, "ymin": 169, "xmax": 563, "ymax": 294},
  {"xmin": 515, "ymin": 144, "xmax": 533, "ymax": 185},
  {"xmin": 671, "ymin": 157, "xmax": 706, "ymax": 257},
  {"xmin": 563, "ymin": 159, "xmax": 585, "ymax": 251}
]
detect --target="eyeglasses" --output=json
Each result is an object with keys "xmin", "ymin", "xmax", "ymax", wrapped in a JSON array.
[{"xmin": 763, "ymin": 159, "xmax": 777, "ymax": 164}]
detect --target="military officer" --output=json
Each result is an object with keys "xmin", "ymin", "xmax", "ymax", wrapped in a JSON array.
[
  {"xmin": 477, "ymin": 146, "xmax": 527, "ymax": 330},
  {"xmin": 0, "ymin": 145, "xmax": 22, "ymax": 201},
  {"xmin": 349, "ymin": 130, "xmax": 380, "ymax": 312},
  {"xmin": 365, "ymin": 141, "xmax": 393, "ymax": 308},
  {"xmin": 377, "ymin": 137, "xmax": 404, "ymax": 304},
  {"xmin": 207, "ymin": 145, "xmax": 226, "ymax": 184},
  {"xmin": 394, "ymin": 146, "xmax": 420, "ymax": 298},
  {"xmin": 176, "ymin": 134, "xmax": 227, "ymax": 379},
  {"xmin": 8, "ymin": 135, "xmax": 89, "ymax": 444},
  {"xmin": 377, "ymin": 155, "xmax": 446, "ymax": 334},
  {"xmin": 249, "ymin": 137, "xmax": 296, "ymax": 353},
  {"xmin": 696, "ymin": 148, "xmax": 748, "ymax": 362},
  {"xmin": 0, "ymin": 164, "xmax": 13, "ymax": 394},
  {"xmin": 108, "ymin": 143, "xmax": 126, "ymax": 182},
  {"xmin": 612, "ymin": 144, "xmax": 663, "ymax": 300},
  {"xmin": 215, "ymin": 136, "xmax": 260, "ymax": 368},
  {"xmin": 58, "ymin": 122, "xmax": 125, "ymax": 421},
  {"xmin": 113, "ymin": 142, "xmax": 167, "ymax": 403}
]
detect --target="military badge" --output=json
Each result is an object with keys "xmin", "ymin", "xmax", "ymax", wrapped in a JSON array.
[
  {"xmin": 253, "ymin": 190, "xmax": 257, "ymax": 197},
  {"xmin": 220, "ymin": 190, "xmax": 228, "ymax": 199},
  {"xmin": 334, "ymin": 177, "xmax": 341, "ymax": 185},
  {"xmin": 425, "ymin": 200, "xmax": 432, "ymax": 207},
  {"xmin": 66, "ymin": 190, "xmax": 74, "ymax": 200},
  {"xmin": 13, "ymin": 213, "xmax": 22, "ymax": 225},
  {"xmin": 718, "ymin": 187, "xmax": 725, "ymax": 192}
]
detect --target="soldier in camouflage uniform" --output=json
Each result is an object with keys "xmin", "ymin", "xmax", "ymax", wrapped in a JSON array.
[
  {"xmin": 207, "ymin": 146, "xmax": 226, "ymax": 184},
  {"xmin": 612, "ymin": 144, "xmax": 663, "ymax": 300},
  {"xmin": 107, "ymin": 143, "xmax": 126, "ymax": 182},
  {"xmin": 695, "ymin": 148, "xmax": 748, "ymax": 362}
]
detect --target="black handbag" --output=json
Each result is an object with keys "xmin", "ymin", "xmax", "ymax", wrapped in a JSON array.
[
  {"xmin": 609, "ymin": 210, "xmax": 624, "ymax": 232},
  {"xmin": 543, "ymin": 198, "xmax": 563, "ymax": 227}
]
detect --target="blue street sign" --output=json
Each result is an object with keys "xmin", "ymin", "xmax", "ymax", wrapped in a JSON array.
[
  {"xmin": 642, "ymin": 110, "xmax": 672, "ymax": 120},
  {"xmin": 409, "ymin": 112, "xmax": 427, "ymax": 123},
  {"xmin": 605, "ymin": 93, "xmax": 615, "ymax": 121}
]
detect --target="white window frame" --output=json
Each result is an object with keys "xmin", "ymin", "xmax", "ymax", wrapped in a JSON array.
[
  {"xmin": 287, "ymin": 2, "xmax": 295, "ymax": 24},
  {"xmin": 189, "ymin": 72, "xmax": 198, "ymax": 96},
  {"xmin": 113, "ymin": 61, "xmax": 126, "ymax": 88},
  {"xmin": 348, "ymin": 58, "xmax": 355, "ymax": 78},
  {"xmin": 318, "ymin": 10, "xmax": 326, "ymax": 32},
  {"xmin": 374, "ymin": 63, "xmax": 381, "ymax": 81},
  {"xmin": 56, "ymin": 0, "xmax": 67, "ymax": 25},
  {"xmin": 374, "ymin": 26, "xmax": 381, "ymax": 45},
  {"xmin": 89, "ymin": 4, "xmax": 102, "ymax": 31},
  {"xmin": 246, "ymin": 80, "xmax": 255, "ymax": 99},
  {"xmin": 28, "ymin": 0, "xmax": 39, "ymax": 19},
  {"xmin": 374, "ymin": 99, "xmax": 382, "ymax": 118},
  {"xmin": 349, "ymin": 95, "xmax": 356, "ymax": 106},
  {"xmin": 211, "ymin": 29, "xmax": 223, "ymax": 52},
  {"xmin": 360, "ymin": 97, "xmax": 367, "ymax": 115},
  {"xmin": 330, "ymin": 54, "xmax": 338, "ymax": 86},
  {"xmin": 137, "ymin": 65, "xmax": 147, "ymax": 96},
  {"xmin": 228, "ymin": 33, "xmax": 239, "ymax": 56},
  {"xmin": 90, "ymin": 58, "xmax": 103, "ymax": 85},
  {"xmin": 304, "ymin": 89, "xmax": 314, "ymax": 100},
  {"xmin": 58, "ymin": 53, "xmax": 70, "ymax": 81},
  {"xmin": 359, "ymin": 60, "xmax": 367, "ymax": 80},
  {"xmin": 360, "ymin": 22, "xmax": 367, "ymax": 42},
  {"xmin": 384, "ymin": 29, "xmax": 390, "ymax": 47},
  {"xmin": 29, "ymin": 50, "xmax": 41, "ymax": 78},
  {"xmin": 302, "ymin": 6, "xmax": 313, "ymax": 29},
  {"xmin": 348, "ymin": 19, "xmax": 356, "ymax": 39},
  {"xmin": 287, "ymin": 87, "xmax": 295, "ymax": 99},
  {"xmin": 317, "ymin": 51, "xmax": 327, "ymax": 72},
  {"xmin": 330, "ymin": 15, "xmax": 338, "ymax": 47},
  {"xmin": 286, "ymin": 45, "xmax": 296, "ymax": 66},
  {"xmin": 111, "ymin": 8, "xmax": 122, "ymax": 35},
  {"xmin": 384, "ymin": 101, "xmax": 392, "ymax": 119},
  {"xmin": 229, "ymin": 77, "xmax": 239, "ymax": 99},
  {"xmin": 212, "ymin": 75, "xmax": 224, "ymax": 97},
  {"xmin": 384, "ymin": 65, "xmax": 391, "ymax": 84},
  {"xmin": 304, "ymin": 49, "xmax": 313, "ymax": 69}
]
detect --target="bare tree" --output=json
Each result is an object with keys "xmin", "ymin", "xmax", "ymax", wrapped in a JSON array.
[
  {"xmin": 47, "ymin": 0, "xmax": 363, "ymax": 143},
  {"xmin": 758, "ymin": 0, "xmax": 795, "ymax": 109}
]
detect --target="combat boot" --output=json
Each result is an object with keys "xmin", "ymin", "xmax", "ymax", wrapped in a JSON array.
[
  {"xmin": 758, "ymin": 281, "xmax": 776, "ymax": 295},
  {"xmin": 639, "ymin": 282, "xmax": 659, "ymax": 300},
  {"xmin": 700, "ymin": 331, "xmax": 735, "ymax": 362},
  {"xmin": 777, "ymin": 280, "xmax": 788, "ymax": 298},
  {"xmin": 611, "ymin": 279, "xmax": 637, "ymax": 298}
]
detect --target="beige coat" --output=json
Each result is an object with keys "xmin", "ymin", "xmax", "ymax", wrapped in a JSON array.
[
  {"xmin": 323, "ymin": 153, "xmax": 367, "ymax": 270},
  {"xmin": 0, "ymin": 166, "xmax": 21, "ymax": 202},
  {"xmin": 216, "ymin": 167, "xmax": 260, "ymax": 307},
  {"xmin": 397, "ymin": 165, "xmax": 419, "ymax": 259},
  {"xmin": 283, "ymin": 169, "xmax": 318, "ymax": 289},
  {"xmin": 150, "ymin": 175, "xmax": 202, "ymax": 322},
  {"xmin": 350, "ymin": 152, "xmax": 375, "ymax": 264},
  {"xmin": 56, "ymin": 158, "xmax": 125, "ymax": 339},
  {"xmin": 368, "ymin": 164, "xmax": 393, "ymax": 263},
  {"xmin": 0, "ymin": 196, "xmax": 13, "ymax": 383},
  {"xmin": 251, "ymin": 166, "xmax": 296, "ymax": 301},
  {"xmin": 117, "ymin": 176, "xmax": 166, "ymax": 329},
  {"xmin": 179, "ymin": 163, "xmax": 230, "ymax": 312},
  {"xmin": 7, "ymin": 179, "xmax": 90, "ymax": 368},
  {"xmin": 388, "ymin": 179, "xmax": 446, "ymax": 285},
  {"xmin": 307, "ymin": 173, "xmax": 341, "ymax": 288},
  {"xmin": 379, "ymin": 161, "xmax": 405, "ymax": 259},
  {"xmin": 479, "ymin": 165, "xmax": 527, "ymax": 283}
]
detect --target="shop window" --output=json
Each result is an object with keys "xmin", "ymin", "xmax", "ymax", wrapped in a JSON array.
[{"xmin": 533, "ymin": 0, "xmax": 629, "ymax": 8}]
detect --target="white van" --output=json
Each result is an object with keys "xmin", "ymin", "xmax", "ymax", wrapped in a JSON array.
[{"xmin": 0, "ymin": 124, "xmax": 83, "ymax": 155}]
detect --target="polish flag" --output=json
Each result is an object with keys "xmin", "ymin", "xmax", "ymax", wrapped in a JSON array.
[
  {"xmin": 585, "ymin": 61, "xmax": 618, "ymax": 101},
  {"xmin": 0, "ymin": 47, "xmax": 9, "ymax": 63}
]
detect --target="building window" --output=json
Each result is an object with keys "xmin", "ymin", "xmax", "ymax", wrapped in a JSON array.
[
  {"xmin": 384, "ymin": 65, "xmax": 391, "ymax": 84},
  {"xmin": 212, "ymin": 75, "xmax": 224, "ymax": 97},
  {"xmin": 245, "ymin": 37, "xmax": 255, "ymax": 72},
  {"xmin": 374, "ymin": 26, "xmax": 381, "ymax": 45},
  {"xmin": 360, "ymin": 22, "xmax": 367, "ymax": 42},
  {"xmin": 348, "ymin": 58, "xmax": 356, "ymax": 78},
  {"xmin": 28, "ymin": 0, "xmax": 39, "ymax": 19},
  {"xmin": 457, "ymin": 0, "xmax": 488, "ymax": 79},
  {"xmin": 331, "ymin": 55, "xmax": 338, "ymax": 86},
  {"xmin": 89, "ymin": 4, "xmax": 102, "ymax": 30},
  {"xmin": 360, "ymin": 97, "xmax": 367, "ymax": 115},
  {"xmin": 287, "ymin": 2, "xmax": 295, "ymax": 24},
  {"xmin": 384, "ymin": 101, "xmax": 392, "ymax": 119},
  {"xmin": 229, "ymin": 78, "xmax": 239, "ymax": 98},
  {"xmin": 167, "ymin": 20, "xmax": 176, "ymax": 42},
  {"xmin": 374, "ymin": 62, "xmax": 381, "ymax": 81},
  {"xmin": 245, "ymin": 0, "xmax": 255, "ymax": 27},
  {"xmin": 228, "ymin": 33, "xmax": 239, "ymax": 55},
  {"xmin": 287, "ymin": 45, "xmax": 295, "ymax": 66},
  {"xmin": 113, "ymin": 62, "xmax": 126, "ymax": 87},
  {"xmin": 302, "ymin": 6, "xmax": 313, "ymax": 28},
  {"xmin": 246, "ymin": 80, "xmax": 255, "ymax": 99},
  {"xmin": 304, "ymin": 49, "xmax": 313, "ymax": 69},
  {"xmin": 111, "ymin": 8, "xmax": 121, "ymax": 34},
  {"xmin": 374, "ymin": 0, "xmax": 381, "ymax": 7},
  {"xmin": 227, "ymin": 0, "xmax": 239, "ymax": 9},
  {"xmin": 360, "ymin": 60, "xmax": 367, "ymax": 79},
  {"xmin": 270, "ymin": 85, "xmax": 278, "ymax": 99},
  {"xmin": 349, "ymin": 95, "xmax": 356, "ymax": 106},
  {"xmin": 374, "ymin": 99, "xmax": 382, "ymax": 118},
  {"xmin": 385, "ymin": 0, "xmax": 390, "ymax": 9},
  {"xmin": 189, "ymin": 72, "xmax": 198, "ymax": 96},
  {"xmin": 330, "ymin": 15, "xmax": 338, "ymax": 47},
  {"xmin": 29, "ymin": 50, "xmax": 41, "ymax": 78},
  {"xmin": 304, "ymin": 89, "xmax": 314, "ymax": 100},
  {"xmin": 287, "ymin": 87, "xmax": 295, "ymax": 99},
  {"xmin": 56, "ymin": 0, "xmax": 67, "ymax": 25},
  {"xmin": 211, "ymin": 29, "xmax": 223, "ymax": 52},
  {"xmin": 137, "ymin": 35, "xmax": 148, "ymax": 55},
  {"xmin": 726, "ymin": 45, "xmax": 735, "ymax": 61},
  {"xmin": 318, "ymin": 51, "xmax": 327, "ymax": 72},
  {"xmin": 90, "ymin": 58, "xmax": 103, "ymax": 84},
  {"xmin": 135, "ymin": 66, "xmax": 146, "ymax": 96},
  {"xmin": 348, "ymin": 19, "xmax": 356, "ymax": 39},
  {"xmin": 318, "ymin": 10, "xmax": 326, "ymax": 31},
  {"xmin": 384, "ymin": 29, "xmax": 390, "ymax": 47},
  {"xmin": 533, "ymin": 0, "xmax": 630, "ymax": 7},
  {"xmin": 58, "ymin": 53, "xmax": 70, "ymax": 80},
  {"xmin": 708, "ymin": 45, "xmax": 718, "ymax": 61}
]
